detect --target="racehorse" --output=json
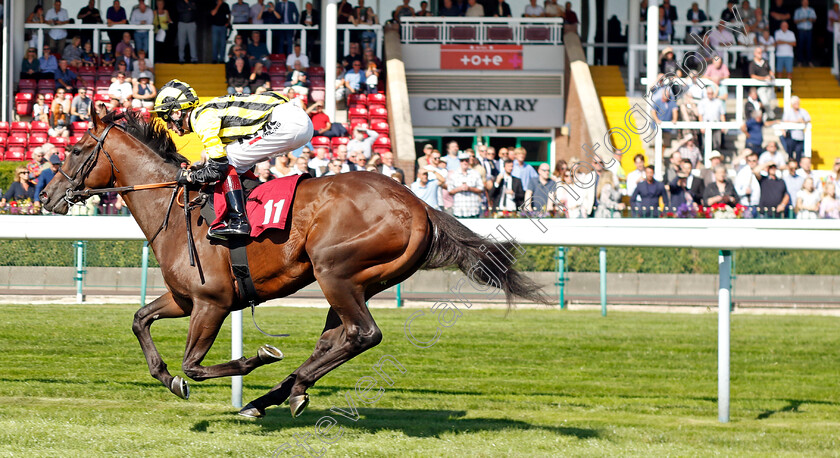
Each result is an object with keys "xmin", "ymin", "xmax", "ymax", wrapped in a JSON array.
[{"xmin": 40, "ymin": 109, "xmax": 549, "ymax": 418}]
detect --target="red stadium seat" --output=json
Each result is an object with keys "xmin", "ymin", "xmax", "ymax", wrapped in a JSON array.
[
  {"xmin": 0, "ymin": 122, "xmax": 9, "ymax": 134},
  {"xmin": 5, "ymin": 147, "xmax": 26, "ymax": 161},
  {"xmin": 523, "ymin": 26, "xmax": 551, "ymax": 41},
  {"xmin": 487, "ymin": 26, "xmax": 514, "ymax": 41},
  {"xmin": 25, "ymin": 148, "xmax": 40, "ymax": 160},
  {"xmin": 268, "ymin": 54, "xmax": 286, "ymax": 64},
  {"xmin": 310, "ymin": 136, "xmax": 331, "ymax": 149},
  {"xmin": 49, "ymin": 136, "xmax": 69, "ymax": 147},
  {"xmin": 414, "ymin": 26, "xmax": 440, "ymax": 41},
  {"xmin": 370, "ymin": 120, "xmax": 389, "ymax": 136},
  {"xmin": 268, "ymin": 63, "xmax": 286, "ymax": 75},
  {"xmin": 94, "ymin": 93, "xmax": 110, "ymax": 103},
  {"xmin": 367, "ymin": 93, "xmax": 386, "ymax": 105},
  {"xmin": 37, "ymin": 79, "xmax": 55, "ymax": 90},
  {"xmin": 97, "ymin": 65, "xmax": 114, "ymax": 76},
  {"xmin": 330, "ymin": 136, "xmax": 349, "ymax": 149},
  {"xmin": 10, "ymin": 122, "xmax": 29, "ymax": 135},
  {"xmin": 449, "ymin": 26, "xmax": 477, "ymax": 41},
  {"xmin": 42, "ymin": 93, "xmax": 55, "ymax": 104},
  {"xmin": 76, "ymin": 76, "xmax": 94, "ymax": 88},
  {"xmin": 29, "ymin": 132, "xmax": 48, "ymax": 147},
  {"xmin": 269, "ymin": 76, "xmax": 286, "ymax": 90},
  {"xmin": 71, "ymin": 121, "xmax": 91, "ymax": 133},
  {"xmin": 18, "ymin": 79, "xmax": 37, "ymax": 91},
  {"xmin": 373, "ymin": 136, "xmax": 391, "ymax": 149},
  {"xmin": 15, "ymin": 93, "xmax": 33, "ymax": 117},
  {"xmin": 30, "ymin": 121, "xmax": 50, "ymax": 133},
  {"xmin": 347, "ymin": 94, "xmax": 367, "ymax": 107},
  {"xmin": 308, "ymin": 66, "xmax": 325, "ymax": 76},
  {"xmin": 77, "ymin": 66, "xmax": 96, "ymax": 76},
  {"xmin": 348, "ymin": 105, "xmax": 368, "ymax": 118},
  {"xmin": 368, "ymin": 106, "xmax": 388, "ymax": 121},
  {"xmin": 96, "ymin": 76, "xmax": 112, "ymax": 89},
  {"xmin": 0, "ymin": 136, "xmax": 6, "ymax": 150},
  {"xmin": 367, "ymin": 101, "xmax": 386, "ymax": 111}
]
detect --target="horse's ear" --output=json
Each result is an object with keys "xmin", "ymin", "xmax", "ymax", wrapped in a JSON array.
[{"xmin": 91, "ymin": 106, "xmax": 103, "ymax": 129}]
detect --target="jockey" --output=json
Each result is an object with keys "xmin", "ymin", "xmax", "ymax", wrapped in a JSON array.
[{"xmin": 152, "ymin": 80, "xmax": 314, "ymax": 239}]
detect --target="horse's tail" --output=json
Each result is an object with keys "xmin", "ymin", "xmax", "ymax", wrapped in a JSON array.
[{"xmin": 422, "ymin": 207, "xmax": 552, "ymax": 309}]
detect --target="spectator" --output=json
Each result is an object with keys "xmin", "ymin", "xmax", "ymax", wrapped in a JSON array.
[
  {"xmin": 344, "ymin": 59, "xmax": 364, "ymax": 94},
  {"xmin": 394, "ymin": 0, "xmax": 415, "ymax": 19},
  {"xmin": 106, "ymin": 1, "xmax": 129, "ymax": 51},
  {"xmin": 759, "ymin": 141, "xmax": 787, "ymax": 169},
  {"xmin": 544, "ymin": 0, "xmax": 563, "ymax": 18},
  {"xmin": 411, "ymin": 169, "xmax": 440, "ymax": 209},
  {"xmin": 338, "ymin": 0, "xmax": 355, "ymax": 24},
  {"xmin": 208, "ymin": 0, "xmax": 231, "ymax": 64},
  {"xmin": 465, "ymin": 0, "xmax": 484, "ymax": 17},
  {"xmin": 440, "ymin": 0, "xmax": 462, "ymax": 17},
  {"xmin": 228, "ymin": 35, "xmax": 247, "ymax": 62},
  {"xmin": 62, "ymin": 36, "xmax": 83, "ymax": 68},
  {"xmin": 286, "ymin": 43, "xmax": 309, "ymax": 71},
  {"xmin": 625, "ymin": 154, "xmax": 646, "ymax": 197},
  {"xmin": 704, "ymin": 58, "xmax": 730, "ymax": 86},
  {"xmin": 271, "ymin": 153, "xmax": 295, "ymax": 177},
  {"xmin": 27, "ymin": 149, "xmax": 48, "ymax": 180},
  {"xmin": 783, "ymin": 158, "xmax": 805, "ymax": 207},
  {"xmin": 80, "ymin": 41, "xmax": 98, "ymax": 67},
  {"xmin": 781, "ymin": 96, "xmax": 811, "ymax": 162},
  {"xmin": 699, "ymin": 85, "xmax": 726, "ymax": 153},
  {"xmin": 364, "ymin": 61, "xmax": 379, "ymax": 94},
  {"xmin": 650, "ymin": 86, "xmax": 678, "ymax": 126},
  {"xmin": 101, "ymin": 43, "xmax": 116, "ymax": 67},
  {"xmin": 20, "ymin": 48, "xmax": 42, "ymax": 80},
  {"xmin": 51, "ymin": 87, "xmax": 71, "ymax": 117},
  {"xmin": 477, "ymin": 145, "xmax": 499, "ymax": 180},
  {"xmin": 735, "ymin": 150, "xmax": 761, "ymax": 208},
  {"xmin": 108, "ymin": 72, "xmax": 133, "ymax": 108},
  {"xmin": 248, "ymin": 61, "xmax": 271, "ymax": 93},
  {"xmin": 792, "ymin": 0, "xmax": 816, "ymax": 66},
  {"xmin": 231, "ymin": 0, "xmax": 250, "ymax": 24},
  {"xmin": 132, "ymin": 72, "xmax": 156, "ymax": 108},
  {"xmin": 629, "ymin": 166, "xmax": 668, "ymax": 217},
  {"xmin": 524, "ymin": 0, "xmax": 544, "ymax": 17},
  {"xmin": 112, "ymin": 60, "xmax": 131, "ymax": 83},
  {"xmin": 254, "ymin": 161, "xmax": 275, "ymax": 182},
  {"xmin": 50, "ymin": 102, "xmax": 70, "ymax": 139},
  {"xmin": 440, "ymin": 140, "xmax": 460, "ymax": 171},
  {"xmin": 177, "ymin": 0, "xmax": 199, "ymax": 63},
  {"xmin": 131, "ymin": 56, "xmax": 154, "ymax": 83},
  {"xmin": 54, "ymin": 59, "xmax": 76, "ymax": 92},
  {"xmin": 32, "ymin": 94, "xmax": 50, "ymax": 124},
  {"xmin": 335, "ymin": 63, "xmax": 347, "ymax": 104},
  {"xmin": 564, "ymin": 2, "xmax": 579, "ymax": 33},
  {"xmin": 70, "ymin": 87, "xmax": 92, "ymax": 123},
  {"xmin": 492, "ymin": 159, "xmax": 525, "ymax": 211},
  {"xmin": 774, "ymin": 21, "xmax": 796, "ymax": 79},
  {"xmin": 742, "ymin": 110, "xmax": 776, "ymax": 154},
  {"xmin": 153, "ymin": 0, "xmax": 172, "ymax": 62},
  {"xmin": 592, "ymin": 170, "xmax": 623, "ymax": 217},
  {"xmin": 377, "ymin": 152, "xmax": 405, "ymax": 184},
  {"xmin": 293, "ymin": 155, "xmax": 315, "ymax": 175},
  {"xmin": 748, "ymin": 48, "xmax": 775, "ymax": 118},
  {"xmin": 686, "ymin": 2, "xmax": 707, "ymax": 38},
  {"xmin": 342, "ymin": 42, "xmax": 363, "ymax": 70},
  {"xmin": 707, "ymin": 22, "xmax": 736, "ymax": 53},
  {"xmin": 796, "ymin": 157, "xmax": 816, "ymax": 189},
  {"xmin": 76, "ymin": 0, "xmax": 103, "ymax": 47},
  {"xmin": 354, "ymin": 0, "xmax": 379, "ymax": 51},
  {"xmin": 277, "ymin": 0, "xmax": 299, "ymax": 54},
  {"xmin": 39, "ymin": 46, "xmax": 59, "ymax": 77},
  {"xmin": 659, "ymin": 47, "xmax": 678, "ymax": 75},
  {"xmin": 525, "ymin": 163, "xmax": 556, "ymax": 212},
  {"xmin": 819, "ymin": 183, "xmax": 840, "ymax": 218},
  {"xmin": 307, "ymin": 101, "xmax": 347, "ymax": 137},
  {"xmin": 131, "ymin": 0, "xmax": 154, "ymax": 53},
  {"xmin": 561, "ymin": 165, "xmax": 595, "ymax": 218},
  {"xmin": 115, "ymin": 31, "xmax": 136, "ymax": 62},
  {"xmin": 769, "ymin": 0, "xmax": 791, "ymax": 33},
  {"xmin": 251, "ymin": 0, "xmax": 265, "ymax": 25},
  {"xmin": 45, "ymin": 0, "xmax": 71, "ymax": 53},
  {"xmin": 703, "ymin": 165, "xmax": 738, "ymax": 207},
  {"xmin": 0, "ymin": 168, "xmax": 36, "ymax": 207},
  {"xmin": 511, "ymin": 147, "xmax": 538, "ymax": 192},
  {"xmin": 34, "ymin": 155, "xmax": 62, "ymax": 208},
  {"xmin": 307, "ymin": 147, "xmax": 330, "ymax": 176},
  {"xmin": 247, "ymin": 30, "xmax": 270, "ymax": 67},
  {"xmin": 447, "ymin": 152, "xmax": 484, "ymax": 218},
  {"xmin": 323, "ymin": 159, "xmax": 343, "ymax": 176},
  {"xmin": 658, "ymin": 7, "xmax": 673, "ymax": 42},
  {"xmin": 227, "ymin": 58, "xmax": 251, "ymax": 94},
  {"xmin": 755, "ymin": 162, "xmax": 789, "ymax": 217},
  {"xmin": 347, "ymin": 125, "xmax": 379, "ymax": 159},
  {"xmin": 417, "ymin": 1, "xmax": 432, "ymax": 16},
  {"xmin": 757, "ymin": 28, "xmax": 775, "ymax": 60},
  {"xmin": 751, "ymin": 7, "xmax": 768, "ymax": 36},
  {"xmin": 720, "ymin": 0, "xmax": 736, "ymax": 22},
  {"xmin": 416, "ymin": 143, "xmax": 434, "ymax": 173},
  {"xmin": 664, "ymin": 150, "xmax": 682, "ymax": 185},
  {"xmin": 26, "ymin": 6, "xmax": 47, "ymax": 50},
  {"xmin": 675, "ymin": 134, "xmax": 701, "ymax": 167}
]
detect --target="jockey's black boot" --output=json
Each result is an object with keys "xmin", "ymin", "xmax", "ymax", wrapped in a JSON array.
[{"xmin": 208, "ymin": 174, "xmax": 252, "ymax": 239}]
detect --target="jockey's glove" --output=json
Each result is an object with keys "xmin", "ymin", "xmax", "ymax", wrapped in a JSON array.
[{"xmin": 180, "ymin": 157, "xmax": 229, "ymax": 184}]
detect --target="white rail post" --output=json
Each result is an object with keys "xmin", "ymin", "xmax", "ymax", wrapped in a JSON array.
[
  {"xmin": 325, "ymin": 0, "xmax": 338, "ymax": 121},
  {"xmin": 718, "ymin": 249, "xmax": 732, "ymax": 423},
  {"xmin": 645, "ymin": 0, "xmax": 659, "ymax": 95},
  {"xmin": 231, "ymin": 309, "xmax": 243, "ymax": 408}
]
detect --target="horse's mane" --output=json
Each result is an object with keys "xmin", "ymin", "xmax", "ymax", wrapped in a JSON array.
[{"xmin": 102, "ymin": 110, "xmax": 189, "ymax": 166}]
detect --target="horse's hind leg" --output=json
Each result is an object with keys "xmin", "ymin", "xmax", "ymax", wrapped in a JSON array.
[
  {"xmin": 179, "ymin": 302, "xmax": 285, "ymax": 387},
  {"xmin": 132, "ymin": 292, "xmax": 191, "ymax": 399}
]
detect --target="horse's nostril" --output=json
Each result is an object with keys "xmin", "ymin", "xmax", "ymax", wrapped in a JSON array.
[{"xmin": 40, "ymin": 192, "xmax": 48, "ymax": 203}]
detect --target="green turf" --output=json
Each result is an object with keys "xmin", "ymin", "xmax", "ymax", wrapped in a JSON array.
[{"xmin": 0, "ymin": 304, "xmax": 838, "ymax": 457}]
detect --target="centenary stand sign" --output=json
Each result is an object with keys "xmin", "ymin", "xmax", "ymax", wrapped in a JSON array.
[{"xmin": 410, "ymin": 96, "xmax": 563, "ymax": 128}]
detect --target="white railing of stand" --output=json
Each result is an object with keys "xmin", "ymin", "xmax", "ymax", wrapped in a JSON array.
[
  {"xmin": 628, "ymin": 43, "xmax": 775, "ymax": 95},
  {"xmin": 651, "ymin": 120, "xmax": 809, "ymax": 179},
  {"xmin": 229, "ymin": 24, "xmax": 318, "ymax": 58},
  {"xmin": 336, "ymin": 24, "xmax": 384, "ymax": 61},
  {"xmin": 399, "ymin": 17, "xmax": 564, "ymax": 45},
  {"xmin": 24, "ymin": 24, "xmax": 155, "ymax": 66},
  {"xmin": 637, "ymin": 20, "xmax": 720, "ymax": 44}
]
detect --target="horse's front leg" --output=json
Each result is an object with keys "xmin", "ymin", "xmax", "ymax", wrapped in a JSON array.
[
  {"xmin": 132, "ymin": 292, "xmax": 191, "ymax": 399},
  {"xmin": 179, "ymin": 302, "xmax": 284, "ymax": 387}
]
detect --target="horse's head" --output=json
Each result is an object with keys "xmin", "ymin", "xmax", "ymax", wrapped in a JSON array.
[{"xmin": 41, "ymin": 109, "xmax": 121, "ymax": 214}]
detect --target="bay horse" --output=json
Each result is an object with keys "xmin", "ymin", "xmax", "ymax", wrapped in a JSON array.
[{"xmin": 40, "ymin": 109, "xmax": 549, "ymax": 418}]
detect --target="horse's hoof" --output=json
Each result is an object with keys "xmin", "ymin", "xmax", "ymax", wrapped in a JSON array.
[
  {"xmin": 289, "ymin": 394, "xmax": 309, "ymax": 418},
  {"xmin": 238, "ymin": 402, "xmax": 265, "ymax": 418},
  {"xmin": 258, "ymin": 344, "xmax": 284, "ymax": 363},
  {"xmin": 170, "ymin": 376, "xmax": 190, "ymax": 400}
]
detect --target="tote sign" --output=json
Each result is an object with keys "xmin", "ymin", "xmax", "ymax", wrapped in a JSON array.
[{"xmin": 440, "ymin": 45, "xmax": 523, "ymax": 70}]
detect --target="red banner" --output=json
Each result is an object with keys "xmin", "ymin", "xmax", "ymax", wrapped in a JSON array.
[{"xmin": 440, "ymin": 45, "xmax": 523, "ymax": 70}]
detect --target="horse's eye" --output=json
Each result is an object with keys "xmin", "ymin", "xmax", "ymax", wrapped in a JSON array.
[{"xmin": 72, "ymin": 147, "xmax": 83, "ymax": 155}]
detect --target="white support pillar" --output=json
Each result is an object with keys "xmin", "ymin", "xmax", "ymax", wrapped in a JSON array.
[
  {"xmin": 654, "ymin": 127, "xmax": 663, "ymax": 180},
  {"xmin": 645, "ymin": 0, "xmax": 659, "ymax": 93},
  {"xmin": 602, "ymin": 0, "xmax": 608, "ymax": 65},
  {"xmin": 231, "ymin": 310, "xmax": 243, "ymax": 408},
  {"xmin": 325, "ymin": 0, "xmax": 338, "ymax": 121},
  {"xmin": 718, "ymin": 250, "xmax": 732, "ymax": 423},
  {"xmin": 2, "ymin": 0, "xmax": 12, "ymax": 123},
  {"xmin": 704, "ymin": 125, "xmax": 713, "ymax": 169},
  {"xmin": 628, "ymin": 0, "xmax": 640, "ymax": 93}
]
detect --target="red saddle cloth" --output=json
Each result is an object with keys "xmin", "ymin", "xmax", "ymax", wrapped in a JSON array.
[{"xmin": 212, "ymin": 172, "xmax": 307, "ymax": 238}]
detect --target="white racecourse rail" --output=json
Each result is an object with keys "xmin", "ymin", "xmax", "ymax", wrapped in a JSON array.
[{"xmin": 2, "ymin": 215, "xmax": 839, "ymax": 421}]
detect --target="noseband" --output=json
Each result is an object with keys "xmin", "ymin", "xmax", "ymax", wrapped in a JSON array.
[{"xmin": 60, "ymin": 123, "xmax": 121, "ymax": 206}]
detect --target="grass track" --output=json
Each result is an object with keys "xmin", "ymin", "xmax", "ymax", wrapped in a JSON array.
[{"xmin": 0, "ymin": 304, "xmax": 839, "ymax": 457}]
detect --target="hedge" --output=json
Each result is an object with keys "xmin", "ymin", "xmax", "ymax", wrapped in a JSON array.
[{"xmin": 2, "ymin": 240, "xmax": 839, "ymax": 275}]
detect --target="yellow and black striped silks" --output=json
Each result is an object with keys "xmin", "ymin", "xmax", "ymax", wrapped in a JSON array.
[{"xmin": 188, "ymin": 91, "xmax": 289, "ymax": 159}]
